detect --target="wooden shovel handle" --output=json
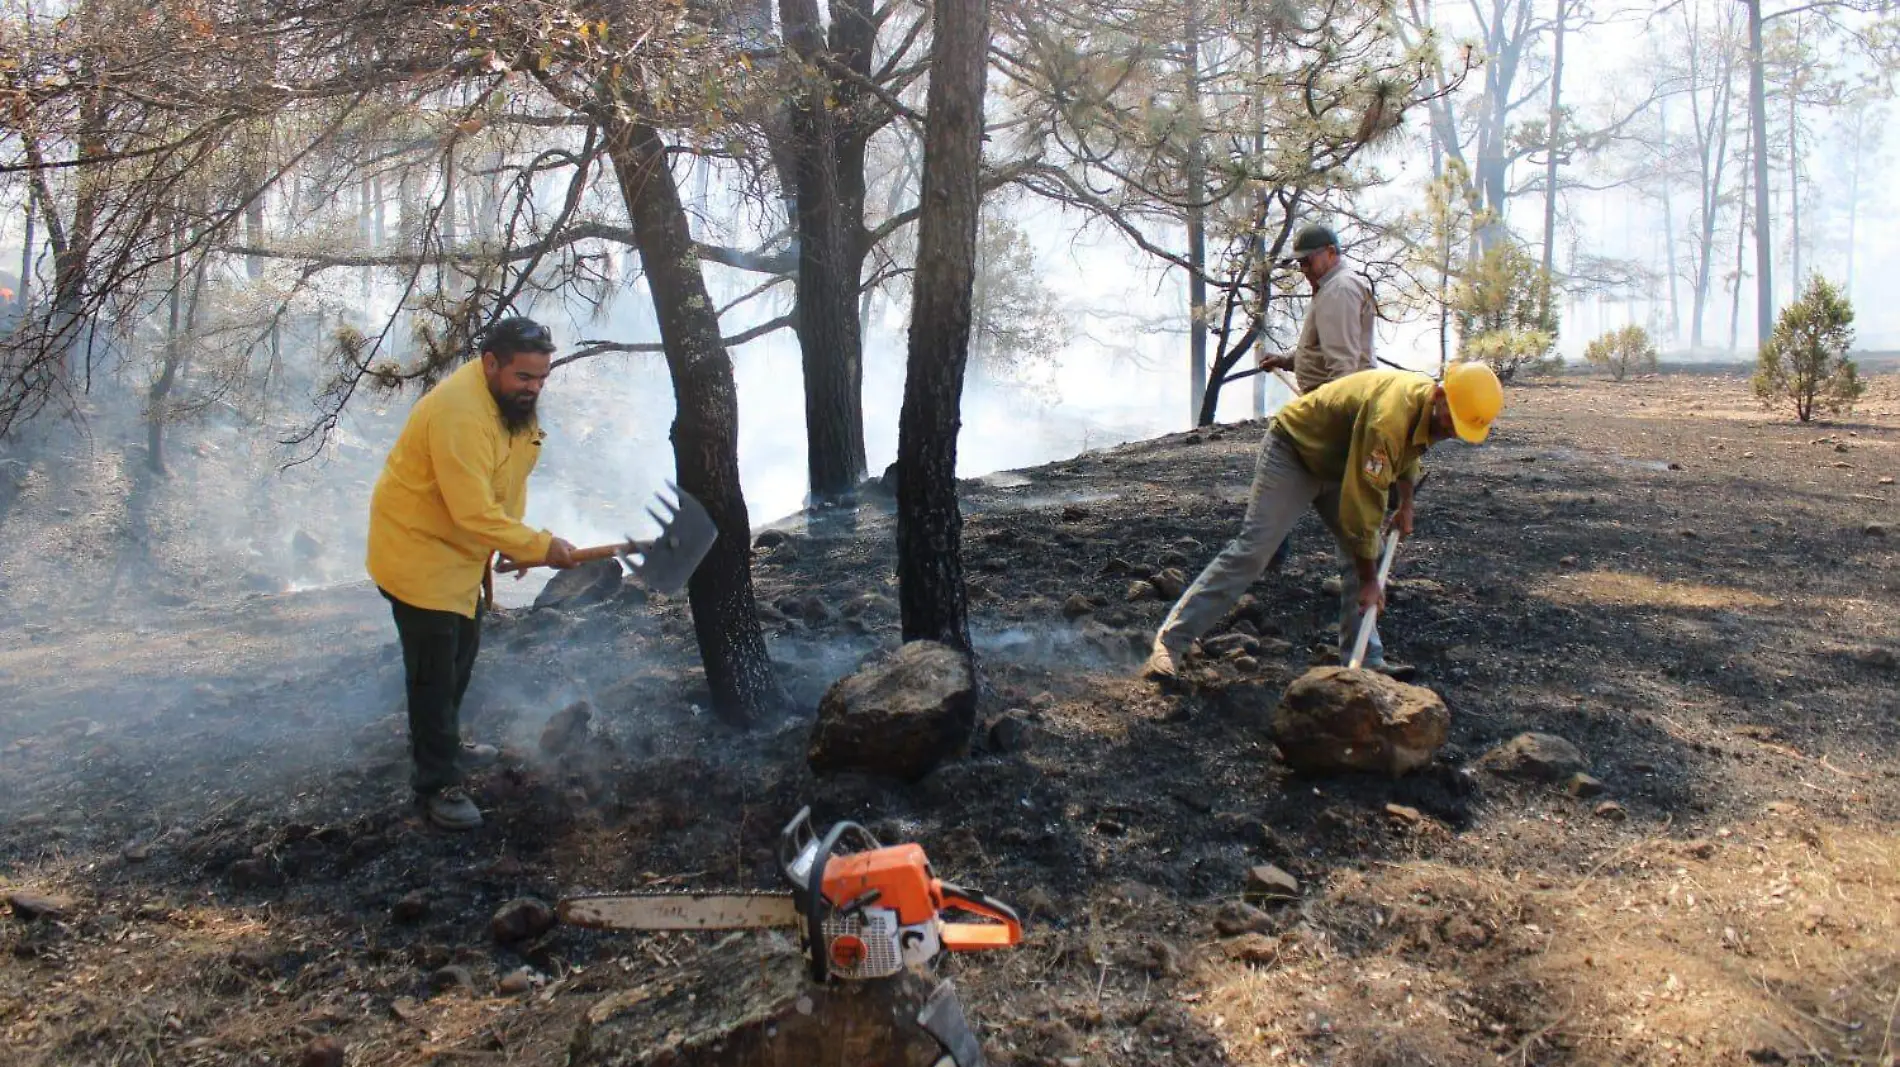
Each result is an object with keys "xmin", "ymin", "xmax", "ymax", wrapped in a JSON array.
[{"xmin": 493, "ymin": 541, "xmax": 628, "ymax": 575}]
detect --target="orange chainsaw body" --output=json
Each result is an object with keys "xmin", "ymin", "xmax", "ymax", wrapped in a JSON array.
[{"xmin": 817, "ymin": 842, "xmax": 1022, "ymax": 953}]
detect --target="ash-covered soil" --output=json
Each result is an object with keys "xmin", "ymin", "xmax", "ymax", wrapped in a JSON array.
[{"xmin": 3, "ymin": 373, "xmax": 1898, "ymax": 1066}]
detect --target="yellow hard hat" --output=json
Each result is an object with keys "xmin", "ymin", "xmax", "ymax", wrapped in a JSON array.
[{"xmin": 1443, "ymin": 362, "xmax": 1503, "ymax": 443}]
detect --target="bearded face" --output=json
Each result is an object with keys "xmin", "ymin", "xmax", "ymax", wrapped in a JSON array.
[{"xmin": 482, "ymin": 350, "xmax": 552, "ymax": 435}]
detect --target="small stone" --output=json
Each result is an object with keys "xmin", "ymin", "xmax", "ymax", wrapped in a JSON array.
[
  {"xmin": 299, "ymin": 1037, "xmax": 346, "ymax": 1067},
  {"xmin": 1016, "ymin": 886, "xmax": 1056, "ymax": 917},
  {"xmin": 391, "ymin": 891, "xmax": 430, "ymax": 924},
  {"xmin": 1864, "ymin": 524, "xmax": 1887, "ymax": 538},
  {"xmin": 1212, "ymin": 900, "xmax": 1274, "ymax": 937},
  {"xmin": 227, "ymin": 858, "xmax": 282, "ymax": 890},
  {"xmin": 390, "ymin": 997, "xmax": 423, "ymax": 1022},
  {"xmin": 1679, "ymin": 528, "xmax": 1698, "ymax": 539},
  {"xmin": 1061, "ymin": 594, "xmax": 1095, "ymax": 620},
  {"xmin": 1565, "ymin": 773, "xmax": 1606, "ymax": 798},
  {"xmin": 1150, "ymin": 568, "xmax": 1188, "ymax": 600},
  {"xmin": 122, "ymin": 841, "xmax": 152, "ymax": 863},
  {"xmin": 1594, "ymin": 801, "xmax": 1628, "ymax": 821},
  {"xmin": 1060, "ymin": 504, "xmax": 1088, "ymax": 522},
  {"xmin": 539, "ymin": 700, "xmax": 593, "ymax": 757},
  {"xmin": 498, "ymin": 968, "xmax": 536, "ymax": 995},
  {"xmin": 1683, "ymin": 839, "xmax": 1716, "ymax": 860},
  {"xmin": 1743, "ymin": 451, "xmax": 1756, "ymax": 459},
  {"xmin": 1443, "ymin": 916, "xmax": 1490, "ymax": 951},
  {"xmin": 801, "ymin": 596, "xmax": 835, "ymax": 624},
  {"xmin": 752, "ymin": 529, "xmax": 791, "ymax": 549},
  {"xmin": 1834, "ymin": 442, "xmax": 1850, "ymax": 453},
  {"xmin": 1094, "ymin": 817, "xmax": 1127, "ymax": 836},
  {"xmin": 1321, "ymin": 575, "xmax": 1344, "ymax": 595},
  {"xmin": 1244, "ymin": 864, "xmax": 1300, "ymax": 904},
  {"xmin": 1559, "ymin": 555, "xmax": 1580, "ymax": 568},
  {"xmin": 1223, "ymin": 933, "xmax": 1281, "ymax": 965},
  {"xmin": 1479, "ymin": 733, "xmax": 1586, "ymax": 782},
  {"xmin": 428, "ymin": 965, "xmax": 475, "ymax": 995},
  {"xmin": 987, "ymin": 712, "xmax": 1034, "ymax": 754},
  {"xmin": 1232, "ymin": 655, "xmax": 1260, "ymax": 673},
  {"xmin": 490, "ymin": 897, "xmax": 556, "ymax": 944},
  {"xmin": 1125, "ymin": 580, "xmax": 1158, "ymax": 602},
  {"xmin": 1879, "ymin": 477, "xmax": 1895, "ymax": 486},
  {"xmin": 6, "ymin": 892, "xmax": 72, "ymax": 921},
  {"xmin": 1383, "ymin": 803, "xmax": 1423, "ymax": 826},
  {"xmin": 1668, "ymin": 462, "xmax": 1684, "ymax": 471}
]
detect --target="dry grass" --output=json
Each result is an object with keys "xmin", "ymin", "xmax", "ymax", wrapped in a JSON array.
[
  {"xmin": 1189, "ymin": 812, "xmax": 1900, "ymax": 1065},
  {"xmin": 1533, "ymin": 570, "xmax": 1780, "ymax": 612}
]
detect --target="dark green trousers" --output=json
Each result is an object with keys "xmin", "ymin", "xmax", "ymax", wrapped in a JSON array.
[{"xmin": 381, "ymin": 589, "xmax": 480, "ymax": 795}]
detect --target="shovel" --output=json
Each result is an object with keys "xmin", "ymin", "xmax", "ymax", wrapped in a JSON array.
[
  {"xmin": 1346, "ymin": 527, "xmax": 1400, "ymax": 669},
  {"xmin": 494, "ymin": 481, "xmax": 718, "ymax": 595}
]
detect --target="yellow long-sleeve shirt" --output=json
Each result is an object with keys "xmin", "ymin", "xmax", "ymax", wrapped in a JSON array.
[
  {"xmin": 1272, "ymin": 369, "xmax": 1433, "ymax": 561},
  {"xmin": 367, "ymin": 360, "xmax": 554, "ymax": 617}
]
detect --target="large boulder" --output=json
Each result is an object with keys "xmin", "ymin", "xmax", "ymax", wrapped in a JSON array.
[
  {"xmin": 1270, "ymin": 667, "xmax": 1448, "ymax": 777},
  {"xmin": 534, "ymin": 559, "xmax": 624, "ymax": 610},
  {"xmin": 808, "ymin": 641, "xmax": 976, "ymax": 781},
  {"xmin": 1478, "ymin": 732, "xmax": 1587, "ymax": 782}
]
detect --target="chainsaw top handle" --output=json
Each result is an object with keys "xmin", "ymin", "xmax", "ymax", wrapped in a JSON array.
[{"xmin": 937, "ymin": 881, "xmax": 1024, "ymax": 951}]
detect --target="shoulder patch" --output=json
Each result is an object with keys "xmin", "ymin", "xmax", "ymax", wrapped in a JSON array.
[{"xmin": 1364, "ymin": 445, "xmax": 1389, "ymax": 480}]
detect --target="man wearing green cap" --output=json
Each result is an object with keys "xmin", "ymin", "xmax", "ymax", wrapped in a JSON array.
[{"xmin": 1256, "ymin": 224, "xmax": 1376, "ymax": 395}]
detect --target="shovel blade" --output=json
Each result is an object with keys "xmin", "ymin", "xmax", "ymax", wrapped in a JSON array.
[{"xmin": 628, "ymin": 482, "xmax": 717, "ymax": 595}]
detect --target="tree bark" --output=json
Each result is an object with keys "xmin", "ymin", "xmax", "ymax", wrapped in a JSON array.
[
  {"xmin": 605, "ymin": 118, "xmax": 783, "ymax": 723},
  {"xmin": 1785, "ymin": 82, "xmax": 1800, "ymax": 296},
  {"xmin": 1183, "ymin": 0, "xmax": 1207, "ymax": 426},
  {"xmin": 780, "ymin": 0, "xmax": 868, "ymax": 508},
  {"xmin": 1728, "ymin": 138, "xmax": 1750, "ymax": 355},
  {"xmin": 1539, "ymin": 0, "xmax": 1567, "ymax": 286},
  {"xmin": 1744, "ymin": 0, "xmax": 1773, "ymax": 349},
  {"xmin": 896, "ymin": 0, "xmax": 990, "ymax": 654},
  {"xmin": 1659, "ymin": 98, "xmax": 1680, "ymax": 346}
]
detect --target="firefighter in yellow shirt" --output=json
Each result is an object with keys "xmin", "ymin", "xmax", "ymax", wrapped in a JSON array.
[
  {"xmin": 1143, "ymin": 363, "xmax": 1503, "ymax": 681},
  {"xmin": 367, "ymin": 317, "xmax": 577, "ymax": 830}
]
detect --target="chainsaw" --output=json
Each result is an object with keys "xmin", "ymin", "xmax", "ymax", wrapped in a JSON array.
[{"xmin": 557, "ymin": 808, "xmax": 1023, "ymax": 1066}]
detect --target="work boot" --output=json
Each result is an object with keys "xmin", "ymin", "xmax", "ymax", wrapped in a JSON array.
[
  {"xmin": 1141, "ymin": 641, "xmax": 1189, "ymax": 680},
  {"xmin": 1365, "ymin": 660, "xmax": 1418, "ymax": 682},
  {"xmin": 422, "ymin": 786, "xmax": 483, "ymax": 831},
  {"xmin": 458, "ymin": 741, "xmax": 500, "ymax": 772}
]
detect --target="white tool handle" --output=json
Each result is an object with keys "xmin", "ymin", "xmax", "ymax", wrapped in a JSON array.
[{"xmin": 1347, "ymin": 528, "xmax": 1400, "ymax": 670}]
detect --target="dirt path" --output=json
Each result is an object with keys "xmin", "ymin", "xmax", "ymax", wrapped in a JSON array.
[{"xmin": 2, "ymin": 373, "xmax": 1897, "ymax": 1065}]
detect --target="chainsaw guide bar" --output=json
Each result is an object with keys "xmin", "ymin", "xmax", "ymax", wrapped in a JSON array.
[{"xmin": 557, "ymin": 891, "xmax": 800, "ymax": 931}]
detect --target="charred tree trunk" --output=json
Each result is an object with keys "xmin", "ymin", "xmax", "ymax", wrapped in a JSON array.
[
  {"xmin": 780, "ymin": 0, "xmax": 867, "ymax": 508},
  {"xmin": 895, "ymin": 0, "xmax": 990, "ymax": 654},
  {"xmin": 606, "ymin": 118, "xmax": 783, "ymax": 723},
  {"xmin": 1183, "ymin": 0, "xmax": 1207, "ymax": 426},
  {"xmin": 1538, "ymin": 0, "xmax": 1567, "ymax": 289}
]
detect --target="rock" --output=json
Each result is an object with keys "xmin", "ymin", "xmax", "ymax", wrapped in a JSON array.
[
  {"xmin": 299, "ymin": 1037, "xmax": 346, "ymax": 1067},
  {"xmin": 490, "ymin": 897, "xmax": 556, "ymax": 944},
  {"xmin": 1244, "ymin": 864, "xmax": 1300, "ymax": 904},
  {"xmin": 292, "ymin": 529, "xmax": 324, "ymax": 560},
  {"xmin": 1321, "ymin": 574, "xmax": 1345, "ymax": 595},
  {"xmin": 429, "ymin": 965, "xmax": 476, "ymax": 995},
  {"xmin": 6, "ymin": 892, "xmax": 72, "ymax": 921},
  {"xmin": 1565, "ymin": 773, "xmax": 1606, "ymax": 798},
  {"xmin": 752, "ymin": 529, "xmax": 792, "ymax": 549},
  {"xmin": 1233, "ymin": 655, "xmax": 1261, "ymax": 673},
  {"xmin": 800, "ymin": 596, "xmax": 835, "ymax": 624},
  {"xmin": 122, "ymin": 841, "xmax": 152, "ymax": 863},
  {"xmin": 840, "ymin": 593, "xmax": 895, "ymax": 619},
  {"xmin": 1835, "ymin": 442, "xmax": 1851, "ymax": 453},
  {"xmin": 1594, "ymin": 801, "xmax": 1628, "ymax": 821},
  {"xmin": 391, "ymin": 891, "xmax": 430, "ymax": 924},
  {"xmin": 1559, "ymin": 555, "xmax": 1580, "ymax": 568},
  {"xmin": 1061, "ymin": 594, "xmax": 1095, "ymax": 620},
  {"xmin": 539, "ymin": 700, "xmax": 594, "ymax": 757},
  {"xmin": 1223, "ymin": 933, "xmax": 1281, "ymax": 965},
  {"xmin": 533, "ymin": 558, "xmax": 623, "ymax": 610},
  {"xmin": 987, "ymin": 712, "xmax": 1034, "ymax": 754},
  {"xmin": 808, "ymin": 641, "xmax": 976, "ymax": 781},
  {"xmin": 1865, "ymin": 524, "xmax": 1887, "ymax": 538},
  {"xmin": 499, "ymin": 968, "xmax": 536, "ymax": 995},
  {"xmin": 1479, "ymin": 733, "xmax": 1587, "ymax": 782},
  {"xmin": 1212, "ymin": 901, "xmax": 1274, "ymax": 937},
  {"xmin": 1668, "ymin": 462, "xmax": 1685, "ymax": 471},
  {"xmin": 1270, "ymin": 667, "xmax": 1449, "ymax": 777},
  {"xmin": 1383, "ymin": 803, "xmax": 1423, "ymax": 826},
  {"xmin": 227, "ymin": 858, "xmax": 282, "ymax": 891},
  {"xmin": 1150, "ymin": 568, "xmax": 1188, "ymax": 599},
  {"xmin": 1880, "ymin": 477, "xmax": 1895, "ymax": 486},
  {"xmin": 1202, "ymin": 632, "xmax": 1260, "ymax": 658},
  {"xmin": 1126, "ymin": 580, "xmax": 1159, "ymax": 602}
]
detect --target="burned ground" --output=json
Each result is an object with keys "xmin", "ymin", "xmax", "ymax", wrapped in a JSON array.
[{"xmin": 2, "ymin": 373, "xmax": 1898, "ymax": 1065}]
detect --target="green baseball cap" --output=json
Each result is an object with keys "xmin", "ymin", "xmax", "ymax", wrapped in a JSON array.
[{"xmin": 1282, "ymin": 224, "xmax": 1339, "ymax": 265}]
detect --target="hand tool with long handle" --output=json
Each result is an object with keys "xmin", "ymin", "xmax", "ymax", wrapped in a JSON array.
[
  {"xmin": 1347, "ymin": 527, "xmax": 1400, "ymax": 669},
  {"xmin": 493, "ymin": 481, "xmax": 716, "ymax": 595}
]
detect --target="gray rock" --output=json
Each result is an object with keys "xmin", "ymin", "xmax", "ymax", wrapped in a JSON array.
[
  {"xmin": 1270, "ymin": 667, "xmax": 1449, "ymax": 777},
  {"xmin": 1126, "ymin": 580, "xmax": 1159, "ymax": 602},
  {"xmin": 1480, "ymin": 732, "xmax": 1587, "ymax": 782},
  {"xmin": 391, "ymin": 890, "xmax": 430, "ymax": 925},
  {"xmin": 1203, "ymin": 633, "xmax": 1260, "ymax": 658},
  {"xmin": 808, "ymin": 641, "xmax": 976, "ymax": 781},
  {"xmin": 988, "ymin": 712, "xmax": 1035, "ymax": 754},
  {"xmin": 6, "ymin": 892, "xmax": 72, "ymax": 921},
  {"xmin": 1212, "ymin": 900, "xmax": 1274, "ymax": 937},
  {"xmin": 1061, "ymin": 594, "xmax": 1096, "ymax": 620},
  {"xmin": 1565, "ymin": 773, "xmax": 1606, "ymax": 798},
  {"xmin": 498, "ymin": 968, "xmax": 536, "ymax": 995},
  {"xmin": 1150, "ymin": 568, "xmax": 1188, "ymax": 599},
  {"xmin": 533, "ymin": 558, "xmax": 623, "ymax": 610},
  {"xmin": 428, "ymin": 965, "xmax": 475, "ymax": 995}
]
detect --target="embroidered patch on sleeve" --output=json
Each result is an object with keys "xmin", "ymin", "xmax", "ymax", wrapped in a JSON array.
[{"xmin": 1364, "ymin": 446, "xmax": 1389, "ymax": 480}]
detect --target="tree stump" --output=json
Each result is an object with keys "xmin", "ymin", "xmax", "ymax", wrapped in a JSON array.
[{"xmin": 570, "ymin": 937, "xmax": 956, "ymax": 1066}]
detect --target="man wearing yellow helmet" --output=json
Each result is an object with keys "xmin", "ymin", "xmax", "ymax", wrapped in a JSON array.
[{"xmin": 1144, "ymin": 363, "xmax": 1503, "ymax": 680}]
